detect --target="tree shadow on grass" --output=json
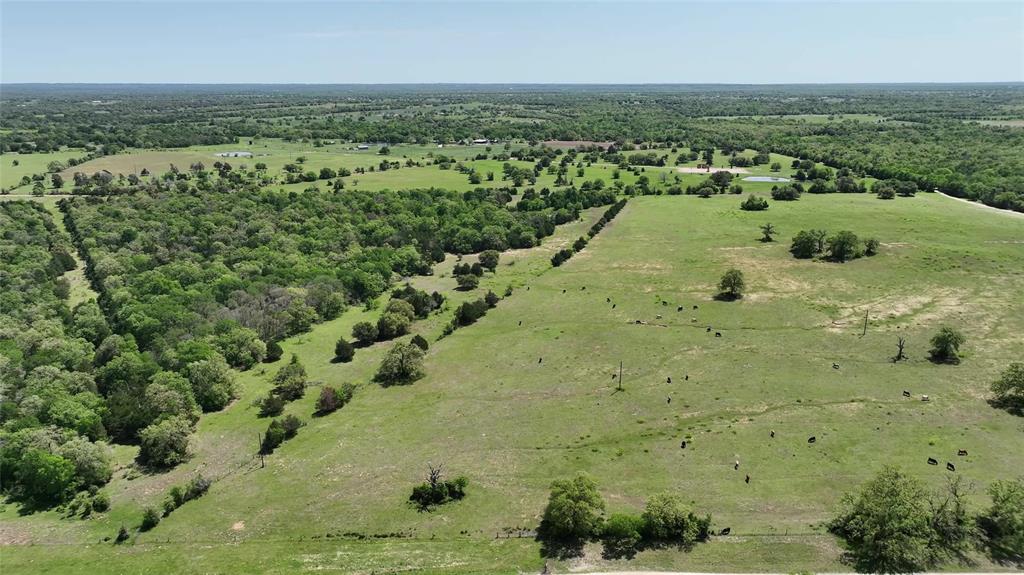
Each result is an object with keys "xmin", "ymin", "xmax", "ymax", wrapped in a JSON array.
[
  {"xmin": 712, "ymin": 292, "xmax": 742, "ymax": 302},
  {"xmin": 537, "ymin": 537, "xmax": 586, "ymax": 561},
  {"xmin": 987, "ymin": 397, "xmax": 1024, "ymax": 417}
]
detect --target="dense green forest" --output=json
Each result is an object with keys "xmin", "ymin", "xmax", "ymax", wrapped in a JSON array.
[{"xmin": 2, "ymin": 84, "xmax": 1023, "ymax": 211}]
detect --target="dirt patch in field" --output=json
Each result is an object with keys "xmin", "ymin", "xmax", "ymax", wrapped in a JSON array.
[
  {"xmin": 677, "ymin": 166, "xmax": 750, "ymax": 174},
  {"xmin": 232, "ymin": 521, "xmax": 245, "ymax": 531},
  {"xmin": 718, "ymin": 247, "xmax": 810, "ymax": 298},
  {"xmin": 823, "ymin": 289, "xmax": 973, "ymax": 333}
]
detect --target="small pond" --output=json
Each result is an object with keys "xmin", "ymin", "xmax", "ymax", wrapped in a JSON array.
[{"xmin": 743, "ymin": 176, "xmax": 790, "ymax": 182}]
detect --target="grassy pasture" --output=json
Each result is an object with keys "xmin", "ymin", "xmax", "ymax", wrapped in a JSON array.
[
  {"xmin": 4, "ymin": 140, "xmax": 806, "ymax": 196},
  {"xmin": 0, "ymin": 149, "xmax": 85, "ymax": 189},
  {"xmin": 3, "ymin": 191, "xmax": 1022, "ymax": 573}
]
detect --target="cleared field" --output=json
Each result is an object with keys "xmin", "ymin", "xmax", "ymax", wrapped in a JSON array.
[
  {"xmin": 3, "ymin": 192, "xmax": 1022, "ymax": 573},
  {"xmin": 1, "ymin": 149, "xmax": 85, "ymax": 189}
]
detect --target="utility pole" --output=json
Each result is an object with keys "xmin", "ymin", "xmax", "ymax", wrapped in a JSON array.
[
  {"xmin": 861, "ymin": 309, "xmax": 869, "ymax": 337},
  {"xmin": 617, "ymin": 361, "xmax": 623, "ymax": 392}
]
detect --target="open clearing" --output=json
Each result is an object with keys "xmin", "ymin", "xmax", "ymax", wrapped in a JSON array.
[{"xmin": 3, "ymin": 192, "xmax": 1022, "ymax": 573}]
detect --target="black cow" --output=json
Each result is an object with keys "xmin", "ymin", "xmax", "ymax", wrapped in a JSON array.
[
  {"xmin": 666, "ymin": 396, "xmax": 671, "ymax": 404},
  {"xmin": 606, "ymin": 297, "xmax": 611, "ymax": 303},
  {"xmin": 680, "ymin": 440, "xmax": 687, "ymax": 449},
  {"xmin": 684, "ymin": 375, "xmax": 689, "ymax": 381},
  {"xmin": 693, "ymin": 305, "xmax": 699, "ymax": 310},
  {"xmin": 677, "ymin": 306, "xmax": 683, "ymax": 312},
  {"xmin": 927, "ymin": 457, "xmax": 938, "ymax": 465},
  {"xmin": 662, "ymin": 301, "xmax": 668, "ymax": 306},
  {"xmin": 715, "ymin": 332, "xmax": 722, "ymax": 338},
  {"xmin": 832, "ymin": 363, "xmax": 840, "ymax": 370},
  {"xmin": 903, "ymin": 390, "xmax": 911, "ymax": 398},
  {"xmin": 562, "ymin": 289, "xmax": 566, "ymax": 294},
  {"xmin": 538, "ymin": 357, "xmax": 543, "ymax": 364},
  {"xmin": 581, "ymin": 286, "xmax": 586, "ymax": 291},
  {"xmin": 518, "ymin": 320, "xmax": 522, "ymax": 326},
  {"xmin": 770, "ymin": 430, "xmax": 775, "ymax": 438},
  {"xmin": 808, "ymin": 436, "xmax": 816, "ymax": 444},
  {"xmin": 667, "ymin": 376, "xmax": 672, "ymax": 383},
  {"xmin": 957, "ymin": 449, "xmax": 968, "ymax": 456},
  {"xmin": 947, "ymin": 462, "xmax": 956, "ymax": 472},
  {"xmin": 612, "ymin": 304, "xmax": 616, "ymax": 309},
  {"xmin": 706, "ymin": 326, "xmax": 712, "ymax": 333},
  {"xmin": 719, "ymin": 527, "xmax": 731, "ymax": 536},
  {"xmin": 745, "ymin": 475, "xmax": 750, "ymax": 484}
]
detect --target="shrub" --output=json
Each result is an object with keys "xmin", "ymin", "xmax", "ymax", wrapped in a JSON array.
[
  {"xmin": 138, "ymin": 416, "xmax": 191, "ymax": 468},
  {"xmin": 865, "ymin": 238, "xmax": 880, "ymax": 256},
  {"xmin": 455, "ymin": 274, "xmax": 479, "ymax": 290},
  {"xmin": 272, "ymin": 354, "xmax": 307, "ymax": 400},
  {"xmin": 740, "ymin": 194, "xmax": 768, "ymax": 211},
  {"xmin": 383, "ymin": 298, "xmax": 416, "ymax": 320},
  {"xmin": 141, "ymin": 507, "xmax": 161, "ymax": 531},
  {"xmin": 551, "ymin": 248, "xmax": 574, "ymax": 267},
  {"xmin": 641, "ymin": 493, "xmax": 709, "ymax": 546},
  {"xmin": 116, "ymin": 525, "xmax": 130, "ymax": 543},
  {"xmin": 281, "ymin": 414, "xmax": 304, "ymax": 438},
  {"xmin": 376, "ymin": 312, "xmax": 411, "ymax": 340},
  {"xmin": 790, "ymin": 229, "xmax": 825, "ymax": 259},
  {"xmin": 316, "ymin": 386, "xmax": 340, "ymax": 414},
  {"xmin": 186, "ymin": 355, "xmax": 236, "ymax": 412},
  {"xmin": 826, "ymin": 230, "xmax": 862, "ymax": 262},
  {"xmin": 478, "ymin": 250, "xmax": 499, "ymax": 272},
  {"xmin": 484, "ymin": 290, "xmax": 500, "ymax": 308},
  {"xmin": 409, "ymin": 467, "xmax": 468, "ymax": 510},
  {"xmin": 261, "ymin": 420, "xmax": 286, "ymax": 453},
  {"xmin": 771, "ymin": 185, "xmax": 801, "ymax": 201},
  {"xmin": 256, "ymin": 394, "xmax": 284, "ymax": 417},
  {"xmin": 602, "ymin": 513, "xmax": 644, "ymax": 559},
  {"xmin": 374, "ymin": 342, "xmax": 425, "ymax": 386},
  {"xmin": 410, "ymin": 334, "xmax": 429, "ymax": 351},
  {"xmin": 829, "ymin": 466, "xmax": 970, "ymax": 572},
  {"xmin": 453, "ymin": 299, "xmax": 489, "ymax": 327},
  {"xmin": 91, "ymin": 491, "xmax": 111, "ymax": 512},
  {"xmin": 929, "ymin": 326, "xmax": 966, "ymax": 364},
  {"xmin": 13, "ymin": 449, "xmax": 77, "ymax": 506},
  {"xmin": 351, "ymin": 321, "xmax": 378, "ymax": 345},
  {"xmin": 332, "ymin": 337, "xmax": 354, "ymax": 362},
  {"xmin": 538, "ymin": 474, "xmax": 605, "ymax": 543},
  {"xmin": 980, "ymin": 478, "xmax": 1024, "ymax": 557},
  {"xmin": 991, "ymin": 362, "xmax": 1024, "ymax": 411}
]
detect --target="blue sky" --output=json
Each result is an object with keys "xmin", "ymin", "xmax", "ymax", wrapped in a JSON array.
[{"xmin": 2, "ymin": 1, "xmax": 1021, "ymax": 83}]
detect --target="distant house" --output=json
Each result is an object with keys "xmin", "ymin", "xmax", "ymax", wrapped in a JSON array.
[
  {"xmin": 472, "ymin": 138, "xmax": 489, "ymax": 145},
  {"xmin": 357, "ymin": 144, "xmax": 370, "ymax": 150}
]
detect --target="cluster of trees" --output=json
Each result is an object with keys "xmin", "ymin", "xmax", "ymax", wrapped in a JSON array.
[
  {"xmin": 454, "ymin": 250, "xmax": 500, "ymax": 290},
  {"xmin": 144, "ymin": 473, "xmax": 211, "ymax": 533},
  {"xmin": 551, "ymin": 199, "xmax": 627, "ymax": 267},
  {"xmin": 684, "ymin": 171, "xmax": 741, "ymax": 197},
  {"xmin": 260, "ymin": 414, "xmax": 304, "ymax": 454},
  {"xmin": 408, "ymin": 464, "xmax": 467, "ymax": 510},
  {"xmin": 63, "ymin": 183, "xmax": 559, "ymax": 357},
  {"xmin": 4, "ymin": 85, "xmax": 1022, "ymax": 210},
  {"xmin": 740, "ymin": 194, "xmax": 769, "ymax": 211},
  {"xmin": 830, "ymin": 467, "xmax": 1024, "ymax": 572},
  {"xmin": 537, "ymin": 474, "xmax": 712, "ymax": 559},
  {"xmin": 790, "ymin": 229, "xmax": 879, "ymax": 262},
  {"xmin": 872, "ymin": 178, "xmax": 920, "ymax": 199},
  {"xmin": 0, "ymin": 203, "xmax": 116, "ymax": 507}
]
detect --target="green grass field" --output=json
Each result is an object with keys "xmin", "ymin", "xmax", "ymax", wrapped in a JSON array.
[
  {"xmin": 5, "ymin": 140, "xmax": 811, "ymax": 197},
  {"xmin": 3, "ymin": 190, "xmax": 1022, "ymax": 573}
]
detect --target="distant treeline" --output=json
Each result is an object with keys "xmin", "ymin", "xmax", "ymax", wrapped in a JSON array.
[{"xmin": 1, "ymin": 86, "xmax": 1022, "ymax": 211}]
